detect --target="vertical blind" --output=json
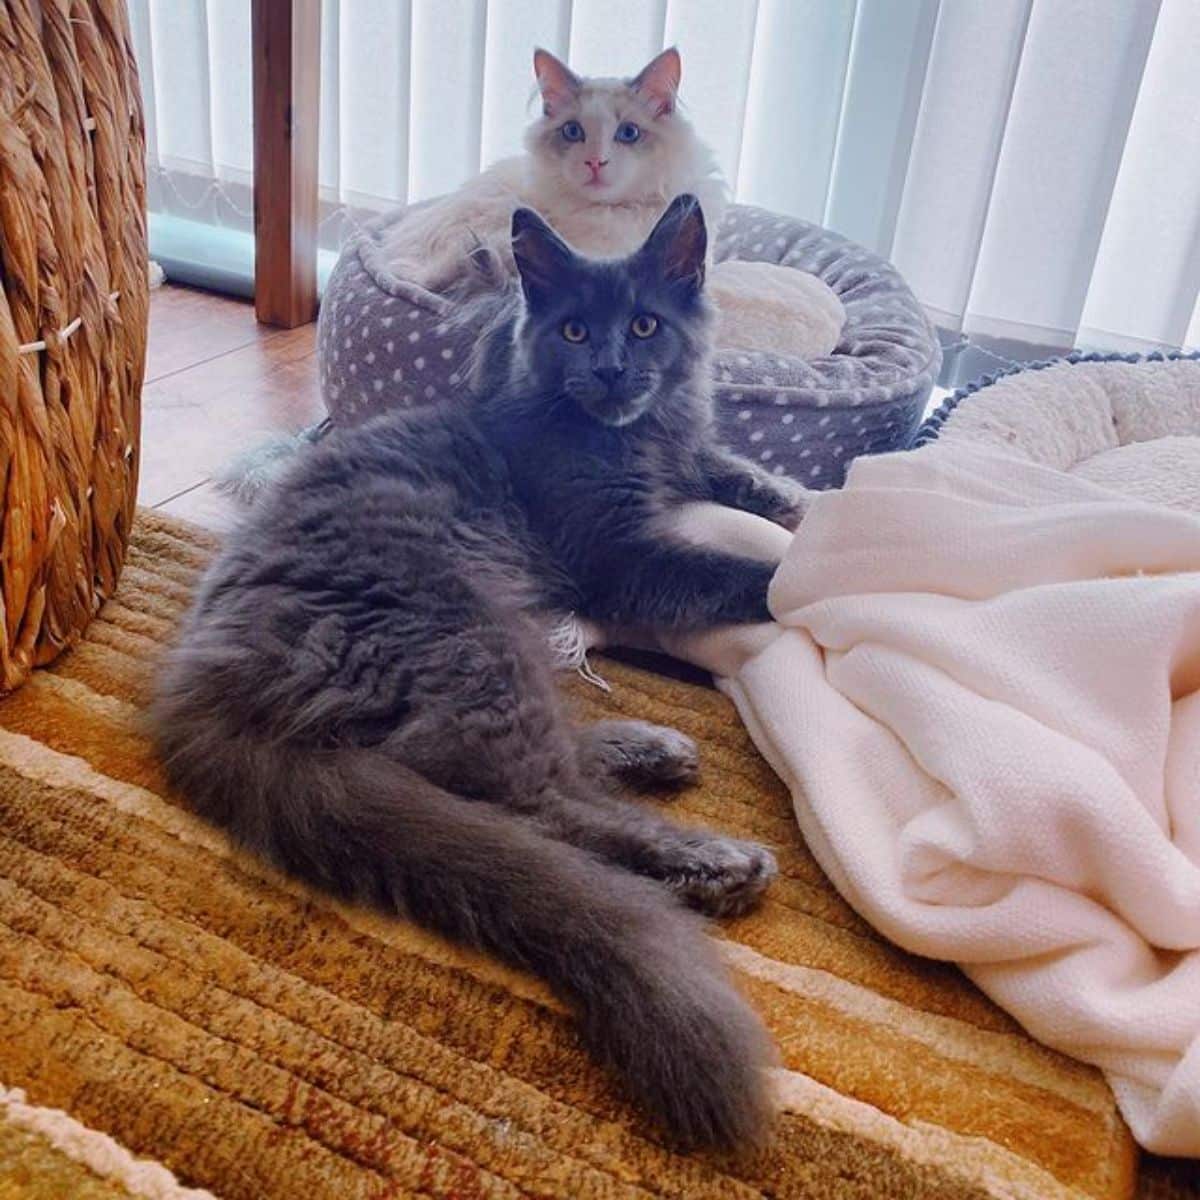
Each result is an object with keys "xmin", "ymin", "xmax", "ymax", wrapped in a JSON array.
[{"xmin": 129, "ymin": 0, "xmax": 1200, "ymax": 369}]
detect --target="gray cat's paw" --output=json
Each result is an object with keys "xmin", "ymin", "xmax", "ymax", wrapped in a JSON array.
[
  {"xmin": 661, "ymin": 837, "xmax": 777, "ymax": 918},
  {"xmin": 583, "ymin": 720, "xmax": 700, "ymax": 789},
  {"xmin": 774, "ymin": 480, "xmax": 815, "ymax": 532}
]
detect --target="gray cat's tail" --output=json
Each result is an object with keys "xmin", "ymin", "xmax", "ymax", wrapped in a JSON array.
[
  {"xmin": 153, "ymin": 718, "xmax": 776, "ymax": 1148},
  {"xmin": 213, "ymin": 419, "xmax": 332, "ymax": 506}
]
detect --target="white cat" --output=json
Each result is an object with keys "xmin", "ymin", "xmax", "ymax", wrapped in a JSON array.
[
  {"xmin": 383, "ymin": 48, "xmax": 726, "ymax": 291},
  {"xmin": 383, "ymin": 47, "xmax": 844, "ymax": 358}
]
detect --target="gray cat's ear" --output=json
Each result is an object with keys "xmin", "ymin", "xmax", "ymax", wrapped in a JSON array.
[
  {"xmin": 512, "ymin": 207, "xmax": 575, "ymax": 306},
  {"xmin": 533, "ymin": 48, "xmax": 581, "ymax": 117},
  {"xmin": 630, "ymin": 47, "xmax": 680, "ymax": 117},
  {"xmin": 640, "ymin": 194, "xmax": 707, "ymax": 293}
]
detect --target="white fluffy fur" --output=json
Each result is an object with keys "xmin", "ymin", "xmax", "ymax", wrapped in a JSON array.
[
  {"xmin": 382, "ymin": 48, "xmax": 844, "ymax": 357},
  {"xmin": 382, "ymin": 48, "xmax": 727, "ymax": 292}
]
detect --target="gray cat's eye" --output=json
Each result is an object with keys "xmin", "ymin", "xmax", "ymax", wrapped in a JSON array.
[
  {"xmin": 562, "ymin": 319, "xmax": 589, "ymax": 343},
  {"xmin": 630, "ymin": 314, "xmax": 658, "ymax": 338},
  {"xmin": 560, "ymin": 121, "xmax": 585, "ymax": 142},
  {"xmin": 615, "ymin": 121, "xmax": 641, "ymax": 144}
]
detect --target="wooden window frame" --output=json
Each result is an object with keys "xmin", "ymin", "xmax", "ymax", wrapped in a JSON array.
[{"xmin": 251, "ymin": 0, "xmax": 321, "ymax": 328}]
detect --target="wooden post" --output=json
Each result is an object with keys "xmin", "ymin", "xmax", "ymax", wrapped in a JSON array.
[{"xmin": 251, "ymin": 0, "xmax": 320, "ymax": 328}]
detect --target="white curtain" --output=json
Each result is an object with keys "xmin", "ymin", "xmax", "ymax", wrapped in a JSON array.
[{"xmin": 129, "ymin": 0, "xmax": 1200, "ymax": 363}]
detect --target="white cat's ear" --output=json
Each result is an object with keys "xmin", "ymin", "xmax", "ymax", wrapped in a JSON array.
[
  {"xmin": 640, "ymin": 194, "xmax": 707, "ymax": 292},
  {"xmin": 512, "ymin": 207, "xmax": 575, "ymax": 306},
  {"xmin": 533, "ymin": 48, "xmax": 581, "ymax": 117},
  {"xmin": 630, "ymin": 47, "xmax": 680, "ymax": 117}
]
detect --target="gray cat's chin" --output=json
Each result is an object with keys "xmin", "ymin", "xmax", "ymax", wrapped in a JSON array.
[{"xmin": 583, "ymin": 399, "xmax": 653, "ymax": 428}]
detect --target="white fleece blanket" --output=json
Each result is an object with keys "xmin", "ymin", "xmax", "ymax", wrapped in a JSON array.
[
  {"xmin": 567, "ymin": 358, "xmax": 1200, "ymax": 1152},
  {"xmin": 678, "ymin": 425, "xmax": 1200, "ymax": 1158}
]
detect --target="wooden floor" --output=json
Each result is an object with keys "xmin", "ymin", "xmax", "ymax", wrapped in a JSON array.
[{"xmin": 138, "ymin": 283, "xmax": 323, "ymax": 532}]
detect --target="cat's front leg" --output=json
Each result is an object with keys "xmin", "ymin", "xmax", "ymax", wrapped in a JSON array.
[
  {"xmin": 697, "ymin": 446, "xmax": 813, "ymax": 531},
  {"xmin": 582, "ymin": 542, "xmax": 776, "ymax": 628}
]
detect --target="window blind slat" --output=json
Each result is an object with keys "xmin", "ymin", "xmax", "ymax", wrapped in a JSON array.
[
  {"xmin": 963, "ymin": 0, "xmax": 1161, "ymax": 346},
  {"xmin": 480, "ymin": 0, "xmax": 572, "ymax": 169},
  {"xmin": 737, "ymin": 0, "xmax": 855, "ymax": 221},
  {"xmin": 822, "ymin": 0, "xmax": 940, "ymax": 254},
  {"xmin": 888, "ymin": 0, "xmax": 1032, "ymax": 331},
  {"xmin": 319, "ymin": 0, "xmax": 341, "ymax": 196},
  {"xmin": 1077, "ymin": 0, "xmax": 1200, "ymax": 352},
  {"xmin": 148, "ymin": 0, "xmax": 215, "ymax": 176},
  {"xmin": 662, "ymin": 0, "xmax": 760, "ymax": 188},
  {"xmin": 567, "ymin": 0, "xmax": 667, "ymax": 76},
  {"xmin": 206, "ymin": 0, "xmax": 253, "ymax": 184},
  {"xmin": 338, "ymin": 0, "xmax": 413, "ymax": 209},
  {"xmin": 408, "ymin": 0, "xmax": 488, "ymax": 202}
]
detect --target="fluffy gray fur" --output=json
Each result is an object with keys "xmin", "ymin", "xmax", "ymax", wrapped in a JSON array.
[
  {"xmin": 213, "ymin": 420, "xmax": 331, "ymax": 506},
  {"xmin": 152, "ymin": 196, "xmax": 808, "ymax": 1149}
]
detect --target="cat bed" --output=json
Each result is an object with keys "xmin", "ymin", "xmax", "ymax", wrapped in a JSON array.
[
  {"xmin": 916, "ymin": 348, "xmax": 1200, "ymax": 472},
  {"xmin": 318, "ymin": 203, "xmax": 940, "ymax": 488},
  {"xmin": 658, "ymin": 348, "xmax": 1200, "ymax": 1159}
]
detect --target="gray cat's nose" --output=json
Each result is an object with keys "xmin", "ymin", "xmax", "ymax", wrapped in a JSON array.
[{"xmin": 593, "ymin": 365, "xmax": 625, "ymax": 388}]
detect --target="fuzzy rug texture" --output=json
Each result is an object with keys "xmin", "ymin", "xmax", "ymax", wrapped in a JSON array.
[{"xmin": 0, "ymin": 512, "xmax": 1195, "ymax": 1198}]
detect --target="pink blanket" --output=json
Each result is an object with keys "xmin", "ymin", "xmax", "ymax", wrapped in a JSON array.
[{"xmin": 697, "ymin": 441, "xmax": 1200, "ymax": 1155}]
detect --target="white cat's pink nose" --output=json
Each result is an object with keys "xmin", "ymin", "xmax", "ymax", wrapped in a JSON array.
[{"xmin": 585, "ymin": 158, "xmax": 608, "ymax": 173}]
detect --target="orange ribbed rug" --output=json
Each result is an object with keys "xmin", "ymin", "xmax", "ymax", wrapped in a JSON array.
[{"xmin": 0, "ymin": 512, "xmax": 1193, "ymax": 1199}]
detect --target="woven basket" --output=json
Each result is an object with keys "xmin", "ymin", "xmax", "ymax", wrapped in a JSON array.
[{"xmin": 0, "ymin": 0, "xmax": 147, "ymax": 693}]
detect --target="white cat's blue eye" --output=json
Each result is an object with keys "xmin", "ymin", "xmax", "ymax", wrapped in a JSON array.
[
  {"xmin": 615, "ymin": 122, "xmax": 641, "ymax": 144},
  {"xmin": 560, "ymin": 121, "xmax": 585, "ymax": 143}
]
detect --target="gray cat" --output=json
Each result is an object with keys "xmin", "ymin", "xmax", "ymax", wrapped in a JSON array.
[{"xmin": 152, "ymin": 196, "xmax": 807, "ymax": 1149}]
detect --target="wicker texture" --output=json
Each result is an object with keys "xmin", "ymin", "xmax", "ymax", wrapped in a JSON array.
[{"xmin": 0, "ymin": 0, "xmax": 147, "ymax": 693}]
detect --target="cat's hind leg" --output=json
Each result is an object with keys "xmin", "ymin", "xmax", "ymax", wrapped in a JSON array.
[
  {"xmin": 570, "ymin": 724, "xmax": 779, "ymax": 916},
  {"xmin": 392, "ymin": 700, "xmax": 773, "ymax": 915},
  {"xmin": 381, "ymin": 608, "xmax": 775, "ymax": 918},
  {"xmin": 649, "ymin": 829, "xmax": 777, "ymax": 919},
  {"xmin": 576, "ymin": 719, "xmax": 699, "ymax": 791},
  {"xmin": 540, "ymin": 783, "xmax": 777, "ymax": 919}
]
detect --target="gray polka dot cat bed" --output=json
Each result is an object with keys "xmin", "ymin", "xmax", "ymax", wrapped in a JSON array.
[{"xmin": 318, "ymin": 203, "xmax": 941, "ymax": 488}]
